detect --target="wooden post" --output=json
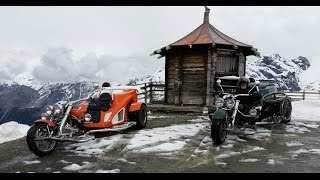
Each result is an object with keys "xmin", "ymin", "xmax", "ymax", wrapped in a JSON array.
[
  {"xmin": 303, "ymin": 90, "xmax": 305, "ymax": 100},
  {"xmin": 206, "ymin": 48, "xmax": 212, "ymax": 107},
  {"xmin": 238, "ymin": 51, "xmax": 245, "ymax": 77},
  {"xmin": 144, "ymin": 83, "xmax": 148, "ymax": 103},
  {"xmin": 150, "ymin": 82, "xmax": 153, "ymax": 104}
]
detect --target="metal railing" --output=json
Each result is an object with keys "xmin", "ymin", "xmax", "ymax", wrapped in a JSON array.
[
  {"xmin": 136, "ymin": 82, "xmax": 320, "ymax": 104},
  {"xmin": 284, "ymin": 90, "xmax": 320, "ymax": 100}
]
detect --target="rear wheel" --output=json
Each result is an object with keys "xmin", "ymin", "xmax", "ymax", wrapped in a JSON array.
[
  {"xmin": 280, "ymin": 97, "xmax": 292, "ymax": 123},
  {"xmin": 26, "ymin": 123, "xmax": 57, "ymax": 157},
  {"xmin": 211, "ymin": 120, "xmax": 228, "ymax": 145}
]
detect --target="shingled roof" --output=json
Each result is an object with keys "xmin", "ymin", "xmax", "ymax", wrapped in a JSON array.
[{"xmin": 151, "ymin": 7, "xmax": 260, "ymax": 58}]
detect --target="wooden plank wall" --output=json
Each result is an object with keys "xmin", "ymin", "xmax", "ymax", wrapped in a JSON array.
[
  {"xmin": 215, "ymin": 49, "xmax": 238, "ymax": 76},
  {"xmin": 180, "ymin": 49, "xmax": 206, "ymax": 105}
]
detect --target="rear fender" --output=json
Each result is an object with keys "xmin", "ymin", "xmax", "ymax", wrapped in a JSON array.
[
  {"xmin": 209, "ymin": 109, "xmax": 227, "ymax": 122},
  {"xmin": 34, "ymin": 119, "xmax": 57, "ymax": 127},
  {"xmin": 129, "ymin": 102, "xmax": 145, "ymax": 112}
]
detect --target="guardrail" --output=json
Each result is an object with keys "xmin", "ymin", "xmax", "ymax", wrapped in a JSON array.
[
  {"xmin": 136, "ymin": 82, "xmax": 320, "ymax": 104},
  {"xmin": 284, "ymin": 90, "xmax": 320, "ymax": 100}
]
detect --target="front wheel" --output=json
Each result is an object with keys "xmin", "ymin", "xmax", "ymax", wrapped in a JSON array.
[
  {"xmin": 211, "ymin": 120, "xmax": 228, "ymax": 145},
  {"xmin": 130, "ymin": 104, "xmax": 147, "ymax": 129},
  {"xmin": 26, "ymin": 123, "xmax": 57, "ymax": 157}
]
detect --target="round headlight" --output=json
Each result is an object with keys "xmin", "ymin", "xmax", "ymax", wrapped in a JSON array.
[
  {"xmin": 54, "ymin": 104, "xmax": 63, "ymax": 114},
  {"xmin": 85, "ymin": 113, "xmax": 92, "ymax": 122},
  {"xmin": 225, "ymin": 98, "xmax": 235, "ymax": 109},
  {"xmin": 249, "ymin": 109, "xmax": 257, "ymax": 116},
  {"xmin": 215, "ymin": 98, "xmax": 224, "ymax": 108},
  {"xmin": 45, "ymin": 105, "xmax": 53, "ymax": 115},
  {"xmin": 41, "ymin": 113, "xmax": 48, "ymax": 120}
]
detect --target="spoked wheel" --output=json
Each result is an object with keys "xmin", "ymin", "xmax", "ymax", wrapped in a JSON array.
[
  {"xmin": 280, "ymin": 97, "xmax": 292, "ymax": 123},
  {"xmin": 262, "ymin": 92, "xmax": 287, "ymax": 104},
  {"xmin": 26, "ymin": 123, "xmax": 57, "ymax": 157},
  {"xmin": 211, "ymin": 120, "xmax": 228, "ymax": 145}
]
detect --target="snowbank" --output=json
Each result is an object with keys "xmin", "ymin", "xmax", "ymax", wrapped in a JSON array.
[{"xmin": 0, "ymin": 121, "xmax": 30, "ymax": 144}]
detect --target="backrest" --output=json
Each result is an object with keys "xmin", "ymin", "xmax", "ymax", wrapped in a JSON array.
[{"xmin": 100, "ymin": 92, "xmax": 112, "ymax": 111}]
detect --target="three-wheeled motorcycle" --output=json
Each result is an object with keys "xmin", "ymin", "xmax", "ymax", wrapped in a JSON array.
[
  {"xmin": 26, "ymin": 86, "xmax": 147, "ymax": 156},
  {"xmin": 210, "ymin": 76, "xmax": 292, "ymax": 145}
]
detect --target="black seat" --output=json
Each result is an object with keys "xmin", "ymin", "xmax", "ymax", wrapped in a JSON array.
[
  {"xmin": 100, "ymin": 92, "xmax": 112, "ymax": 111},
  {"xmin": 86, "ymin": 98, "xmax": 101, "ymax": 123}
]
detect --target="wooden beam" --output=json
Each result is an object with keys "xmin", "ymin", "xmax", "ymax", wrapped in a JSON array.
[{"xmin": 206, "ymin": 48, "xmax": 212, "ymax": 107}]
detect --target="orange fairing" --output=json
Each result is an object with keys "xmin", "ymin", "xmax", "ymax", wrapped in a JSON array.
[
  {"xmin": 70, "ymin": 101, "xmax": 89, "ymax": 119},
  {"xmin": 34, "ymin": 119, "xmax": 56, "ymax": 127},
  {"xmin": 83, "ymin": 89, "xmax": 138, "ymax": 129},
  {"xmin": 129, "ymin": 102, "xmax": 144, "ymax": 112}
]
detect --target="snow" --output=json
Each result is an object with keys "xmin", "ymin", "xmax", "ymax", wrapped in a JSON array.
[
  {"xmin": 267, "ymin": 159, "xmax": 275, "ymax": 165},
  {"xmin": 216, "ymin": 151, "xmax": 241, "ymax": 159},
  {"xmin": 292, "ymin": 100, "xmax": 320, "ymax": 121},
  {"xmin": 0, "ymin": 121, "xmax": 30, "ymax": 144},
  {"xmin": 63, "ymin": 164, "xmax": 82, "ymax": 171},
  {"xmin": 285, "ymin": 125, "xmax": 311, "ymax": 134},
  {"xmin": 138, "ymin": 141, "xmax": 187, "ymax": 153},
  {"xmin": 96, "ymin": 169, "xmax": 120, "ymax": 173},
  {"xmin": 126, "ymin": 123, "xmax": 206, "ymax": 153},
  {"xmin": 65, "ymin": 134, "xmax": 123, "ymax": 157},
  {"xmin": 239, "ymin": 158, "xmax": 260, "ymax": 163},
  {"xmin": 289, "ymin": 148, "xmax": 320, "ymax": 156},
  {"xmin": 286, "ymin": 141, "xmax": 304, "ymax": 147},
  {"xmin": 62, "ymin": 162, "xmax": 91, "ymax": 171},
  {"xmin": 23, "ymin": 160, "xmax": 41, "ymax": 165},
  {"xmin": 116, "ymin": 158, "xmax": 136, "ymax": 165},
  {"xmin": 58, "ymin": 160, "xmax": 71, "ymax": 164}
]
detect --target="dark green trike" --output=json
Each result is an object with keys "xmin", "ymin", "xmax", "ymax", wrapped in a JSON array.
[{"xmin": 209, "ymin": 76, "xmax": 292, "ymax": 145}]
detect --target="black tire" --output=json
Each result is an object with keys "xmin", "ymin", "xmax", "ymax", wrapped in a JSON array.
[
  {"xmin": 130, "ymin": 104, "xmax": 147, "ymax": 129},
  {"xmin": 26, "ymin": 123, "xmax": 57, "ymax": 157},
  {"xmin": 211, "ymin": 120, "xmax": 227, "ymax": 145},
  {"xmin": 280, "ymin": 97, "xmax": 292, "ymax": 123}
]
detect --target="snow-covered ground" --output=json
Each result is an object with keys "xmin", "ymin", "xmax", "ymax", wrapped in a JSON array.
[{"xmin": 291, "ymin": 100, "xmax": 320, "ymax": 121}]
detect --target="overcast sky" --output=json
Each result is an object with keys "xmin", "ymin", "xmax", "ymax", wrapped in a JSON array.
[{"xmin": 0, "ymin": 6, "xmax": 319, "ymax": 84}]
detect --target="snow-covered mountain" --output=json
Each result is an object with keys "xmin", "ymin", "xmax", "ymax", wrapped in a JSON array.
[
  {"xmin": 246, "ymin": 54, "xmax": 311, "ymax": 91},
  {"xmin": 0, "ymin": 80, "xmax": 98, "ymax": 125},
  {"xmin": 127, "ymin": 67, "xmax": 165, "ymax": 85}
]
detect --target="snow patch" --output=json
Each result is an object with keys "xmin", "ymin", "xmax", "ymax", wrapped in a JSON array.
[
  {"xmin": 63, "ymin": 164, "xmax": 82, "ymax": 171},
  {"xmin": 65, "ymin": 134, "xmax": 122, "ymax": 157},
  {"xmin": 63, "ymin": 162, "xmax": 91, "ymax": 171},
  {"xmin": 0, "ymin": 121, "xmax": 30, "ymax": 144},
  {"xmin": 23, "ymin": 160, "xmax": 41, "ymax": 165},
  {"xmin": 116, "ymin": 158, "xmax": 136, "ymax": 165},
  {"xmin": 96, "ymin": 169, "xmax": 120, "ymax": 173},
  {"xmin": 138, "ymin": 141, "xmax": 186, "ymax": 153},
  {"xmin": 239, "ymin": 158, "xmax": 260, "ymax": 163},
  {"xmin": 58, "ymin": 160, "xmax": 71, "ymax": 164},
  {"xmin": 126, "ymin": 123, "xmax": 206, "ymax": 152},
  {"xmin": 286, "ymin": 125, "xmax": 311, "ymax": 134},
  {"xmin": 286, "ymin": 141, "xmax": 304, "ymax": 147}
]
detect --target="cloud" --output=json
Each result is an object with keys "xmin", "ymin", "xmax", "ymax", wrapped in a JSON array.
[
  {"xmin": 0, "ymin": 50, "xmax": 28, "ymax": 81},
  {"xmin": 32, "ymin": 47, "xmax": 163, "ymax": 85}
]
